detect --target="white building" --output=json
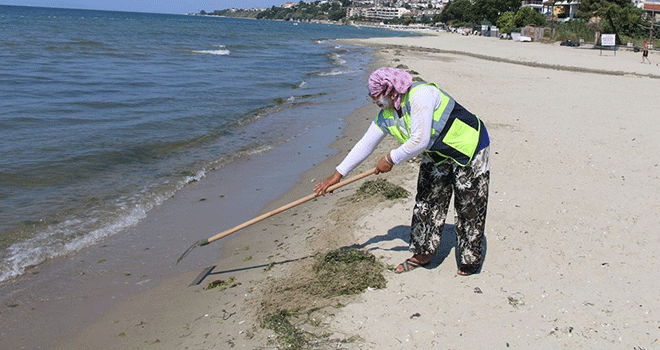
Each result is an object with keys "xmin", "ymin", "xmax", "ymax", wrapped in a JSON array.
[
  {"xmin": 407, "ymin": 0, "xmax": 446, "ymax": 8},
  {"xmin": 368, "ymin": 7, "xmax": 411, "ymax": 20},
  {"xmin": 348, "ymin": 6, "xmax": 411, "ymax": 20}
]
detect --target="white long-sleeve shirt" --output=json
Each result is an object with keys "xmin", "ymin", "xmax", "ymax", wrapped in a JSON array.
[{"xmin": 336, "ymin": 85, "xmax": 443, "ymax": 176}]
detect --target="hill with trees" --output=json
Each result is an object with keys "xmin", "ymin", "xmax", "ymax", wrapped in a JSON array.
[{"xmin": 200, "ymin": 0, "xmax": 657, "ymax": 45}]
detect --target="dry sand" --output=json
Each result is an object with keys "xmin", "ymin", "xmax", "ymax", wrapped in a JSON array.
[{"xmin": 57, "ymin": 33, "xmax": 660, "ymax": 349}]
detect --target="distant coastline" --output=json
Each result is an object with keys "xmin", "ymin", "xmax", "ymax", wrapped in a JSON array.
[{"xmin": 189, "ymin": 12, "xmax": 440, "ymax": 34}]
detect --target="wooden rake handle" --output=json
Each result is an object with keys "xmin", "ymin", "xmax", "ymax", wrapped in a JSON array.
[{"xmin": 198, "ymin": 167, "xmax": 376, "ymax": 246}]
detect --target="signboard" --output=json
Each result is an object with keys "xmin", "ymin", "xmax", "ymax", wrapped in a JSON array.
[
  {"xmin": 599, "ymin": 34, "xmax": 617, "ymax": 56},
  {"xmin": 601, "ymin": 34, "xmax": 616, "ymax": 46}
]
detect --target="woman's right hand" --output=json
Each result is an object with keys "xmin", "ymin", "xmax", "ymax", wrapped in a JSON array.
[
  {"xmin": 375, "ymin": 153, "xmax": 394, "ymax": 174},
  {"xmin": 314, "ymin": 170, "xmax": 343, "ymax": 196}
]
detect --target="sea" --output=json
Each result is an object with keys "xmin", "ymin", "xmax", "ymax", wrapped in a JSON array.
[{"xmin": 0, "ymin": 5, "xmax": 414, "ymax": 283}]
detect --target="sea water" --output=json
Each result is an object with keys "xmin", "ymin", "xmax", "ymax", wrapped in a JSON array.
[{"xmin": 0, "ymin": 5, "xmax": 413, "ymax": 282}]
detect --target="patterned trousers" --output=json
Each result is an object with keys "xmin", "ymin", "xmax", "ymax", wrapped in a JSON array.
[{"xmin": 409, "ymin": 146, "xmax": 490, "ymax": 266}]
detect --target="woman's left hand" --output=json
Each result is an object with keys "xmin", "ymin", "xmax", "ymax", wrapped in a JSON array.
[{"xmin": 314, "ymin": 170, "xmax": 342, "ymax": 196}]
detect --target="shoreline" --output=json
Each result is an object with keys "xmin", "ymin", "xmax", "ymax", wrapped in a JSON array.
[
  {"xmin": 0, "ymin": 43, "xmax": 370, "ymax": 349},
  {"xmin": 51, "ymin": 45, "xmax": 396, "ymax": 350},
  {"xmin": 13, "ymin": 32, "xmax": 660, "ymax": 349},
  {"xmin": 52, "ymin": 70, "xmax": 391, "ymax": 350}
]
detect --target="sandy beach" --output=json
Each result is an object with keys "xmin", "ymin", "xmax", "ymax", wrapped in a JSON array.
[{"xmin": 17, "ymin": 32, "xmax": 660, "ymax": 349}]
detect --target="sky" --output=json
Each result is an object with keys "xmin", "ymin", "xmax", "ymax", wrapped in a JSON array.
[{"xmin": 0, "ymin": 0, "xmax": 286, "ymax": 14}]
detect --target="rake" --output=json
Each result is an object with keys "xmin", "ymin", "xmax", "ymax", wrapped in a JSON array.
[{"xmin": 176, "ymin": 168, "xmax": 375, "ymax": 263}]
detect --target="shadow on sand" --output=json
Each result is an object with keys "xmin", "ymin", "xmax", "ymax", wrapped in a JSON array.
[
  {"xmin": 342, "ymin": 224, "xmax": 488, "ymax": 272},
  {"xmin": 192, "ymin": 224, "xmax": 488, "ymax": 285}
]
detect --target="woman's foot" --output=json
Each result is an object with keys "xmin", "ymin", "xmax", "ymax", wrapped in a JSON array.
[
  {"xmin": 394, "ymin": 254, "xmax": 431, "ymax": 274},
  {"xmin": 457, "ymin": 263, "xmax": 480, "ymax": 276}
]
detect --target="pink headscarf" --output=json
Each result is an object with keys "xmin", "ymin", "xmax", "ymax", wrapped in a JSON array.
[{"xmin": 367, "ymin": 67, "xmax": 413, "ymax": 110}]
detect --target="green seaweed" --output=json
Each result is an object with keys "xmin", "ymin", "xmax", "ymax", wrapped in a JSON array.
[
  {"xmin": 206, "ymin": 277, "xmax": 241, "ymax": 291},
  {"xmin": 262, "ymin": 310, "xmax": 308, "ymax": 349},
  {"xmin": 353, "ymin": 178, "xmax": 409, "ymax": 201},
  {"xmin": 307, "ymin": 248, "xmax": 386, "ymax": 298},
  {"xmin": 259, "ymin": 249, "xmax": 384, "ymax": 348}
]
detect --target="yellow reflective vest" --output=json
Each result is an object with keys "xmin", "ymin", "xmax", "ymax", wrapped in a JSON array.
[{"xmin": 374, "ymin": 82, "xmax": 486, "ymax": 166}]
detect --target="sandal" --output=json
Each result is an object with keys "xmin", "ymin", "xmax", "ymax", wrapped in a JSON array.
[
  {"xmin": 457, "ymin": 264, "xmax": 480, "ymax": 276},
  {"xmin": 395, "ymin": 258, "xmax": 428, "ymax": 274}
]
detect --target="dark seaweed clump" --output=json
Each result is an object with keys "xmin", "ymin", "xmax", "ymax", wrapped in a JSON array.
[
  {"xmin": 307, "ymin": 248, "xmax": 386, "ymax": 298},
  {"xmin": 354, "ymin": 179, "xmax": 410, "ymax": 201}
]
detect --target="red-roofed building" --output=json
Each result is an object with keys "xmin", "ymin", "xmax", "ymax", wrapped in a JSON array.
[{"xmin": 643, "ymin": 2, "xmax": 660, "ymax": 20}]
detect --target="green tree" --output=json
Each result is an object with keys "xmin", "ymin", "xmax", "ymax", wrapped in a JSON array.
[
  {"xmin": 385, "ymin": 16, "xmax": 414, "ymax": 25},
  {"xmin": 440, "ymin": 0, "xmax": 475, "ymax": 25},
  {"xmin": 496, "ymin": 11, "xmax": 515, "ymax": 33},
  {"xmin": 576, "ymin": 0, "xmax": 649, "ymax": 42},
  {"xmin": 551, "ymin": 19, "xmax": 596, "ymax": 42},
  {"xmin": 577, "ymin": 0, "xmax": 631, "ymax": 19},
  {"xmin": 329, "ymin": 8, "xmax": 346, "ymax": 21},
  {"xmin": 472, "ymin": 0, "xmax": 521, "ymax": 24},
  {"xmin": 513, "ymin": 6, "xmax": 546, "ymax": 27},
  {"xmin": 603, "ymin": 5, "xmax": 648, "ymax": 41}
]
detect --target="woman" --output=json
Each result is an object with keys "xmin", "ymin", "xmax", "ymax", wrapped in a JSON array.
[
  {"xmin": 642, "ymin": 40, "xmax": 651, "ymax": 64},
  {"xmin": 314, "ymin": 67, "xmax": 490, "ymax": 276}
]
